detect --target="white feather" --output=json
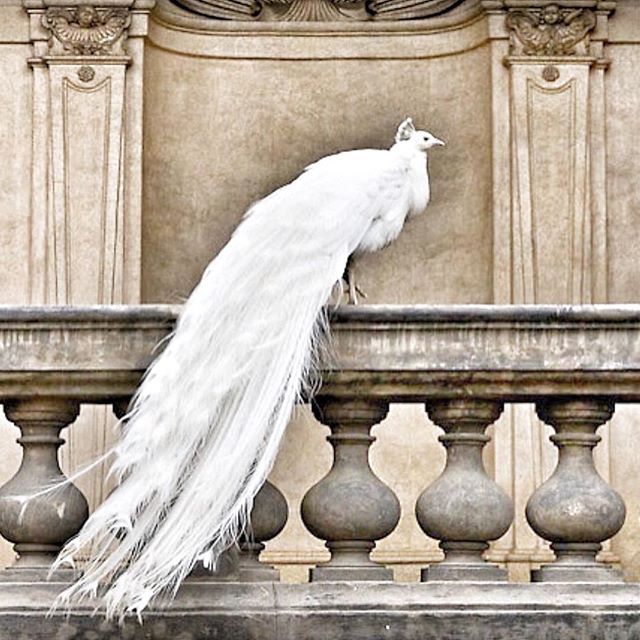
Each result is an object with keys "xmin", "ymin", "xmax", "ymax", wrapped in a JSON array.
[{"xmin": 50, "ymin": 119, "xmax": 443, "ymax": 620}]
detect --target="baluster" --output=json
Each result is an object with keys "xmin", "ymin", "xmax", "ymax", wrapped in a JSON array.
[
  {"xmin": 112, "ymin": 397, "xmax": 131, "ymax": 421},
  {"xmin": 416, "ymin": 399, "xmax": 513, "ymax": 581},
  {"xmin": 526, "ymin": 398, "xmax": 625, "ymax": 582},
  {"xmin": 301, "ymin": 398, "xmax": 400, "ymax": 581},
  {"xmin": 0, "ymin": 399, "xmax": 88, "ymax": 579},
  {"xmin": 237, "ymin": 480, "xmax": 288, "ymax": 581},
  {"xmin": 188, "ymin": 479, "xmax": 288, "ymax": 582}
]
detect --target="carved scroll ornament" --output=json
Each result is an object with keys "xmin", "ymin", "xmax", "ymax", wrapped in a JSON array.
[
  {"xmin": 43, "ymin": 6, "xmax": 130, "ymax": 56},
  {"xmin": 506, "ymin": 5, "xmax": 596, "ymax": 57},
  {"xmin": 171, "ymin": 0, "xmax": 464, "ymax": 22}
]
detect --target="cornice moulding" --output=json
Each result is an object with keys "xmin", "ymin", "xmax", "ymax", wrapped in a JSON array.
[
  {"xmin": 34, "ymin": 53, "xmax": 132, "ymax": 62},
  {"xmin": 502, "ymin": 54, "xmax": 605, "ymax": 64}
]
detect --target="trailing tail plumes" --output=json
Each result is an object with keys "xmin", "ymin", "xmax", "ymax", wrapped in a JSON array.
[{"xmin": 51, "ymin": 118, "xmax": 443, "ymax": 619}]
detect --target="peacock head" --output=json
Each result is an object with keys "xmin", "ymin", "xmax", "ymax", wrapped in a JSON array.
[{"xmin": 395, "ymin": 117, "xmax": 445, "ymax": 151}]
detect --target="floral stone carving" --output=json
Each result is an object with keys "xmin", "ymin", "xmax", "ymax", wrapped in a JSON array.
[
  {"xmin": 43, "ymin": 6, "xmax": 131, "ymax": 56},
  {"xmin": 506, "ymin": 4, "xmax": 596, "ymax": 57},
  {"xmin": 171, "ymin": 0, "xmax": 464, "ymax": 22}
]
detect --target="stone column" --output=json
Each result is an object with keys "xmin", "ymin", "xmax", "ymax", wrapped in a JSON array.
[
  {"xmin": 526, "ymin": 398, "xmax": 625, "ymax": 582},
  {"xmin": 0, "ymin": 399, "xmax": 88, "ymax": 578},
  {"xmin": 237, "ymin": 480, "xmax": 288, "ymax": 581},
  {"xmin": 417, "ymin": 399, "xmax": 513, "ymax": 581},
  {"xmin": 301, "ymin": 398, "xmax": 400, "ymax": 581}
]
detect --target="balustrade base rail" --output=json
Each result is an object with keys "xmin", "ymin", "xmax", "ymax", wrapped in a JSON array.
[{"xmin": 1, "ymin": 580, "xmax": 640, "ymax": 640}]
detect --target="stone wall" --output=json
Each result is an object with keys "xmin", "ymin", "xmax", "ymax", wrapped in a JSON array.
[
  {"xmin": 1, "ymin": 0, "xmax": 639, "ymax": 580},
  {"xmin": 0, "ymin": 0, "xmax": 34, "ymax": 571}
]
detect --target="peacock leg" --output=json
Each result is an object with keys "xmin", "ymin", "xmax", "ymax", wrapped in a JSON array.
[{"xmin": 343, "ymin": 257, "xmax": 367, "ymax": 305}]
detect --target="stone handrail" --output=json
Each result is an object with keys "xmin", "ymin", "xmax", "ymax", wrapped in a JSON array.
[
  {"xmin": 0, "ymin": 304, "xmax": 637, "ymax": 584},
  {"xmin": 2, "ymin": 303, "xmax": 640, "ymax": 399}
]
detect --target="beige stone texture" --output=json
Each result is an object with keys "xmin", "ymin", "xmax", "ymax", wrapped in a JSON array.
[
  {"xmin": 0, "ymin": 39, "xmax": 31, "ymax": 303},
  {"xmin": 1, "ymin": 0, "xmax": 640, "ymax": 582},
  {"xmin": 0, "ymin": 4, "xmax": 35, "ymax": 571},
  {"xmin": 603, "ymin": 2, "xmax": 640, "ymax": 576}
]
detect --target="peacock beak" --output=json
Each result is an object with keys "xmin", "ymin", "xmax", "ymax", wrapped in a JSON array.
[{"xmin": 432, "ymin": 137, "xmax": 445, "ymax": 147}]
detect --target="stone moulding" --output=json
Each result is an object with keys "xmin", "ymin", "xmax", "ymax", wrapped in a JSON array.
[
  {"xmin": 3, "ymin": 304, "xmax": 640, "ymax": 401},
  {"xmin": 1, "ymin": 581, "xmax": 640, "ymax": 639},
  {"xmin": 42, "ymin": 6, "xmax": 131, "ymax": 56},
  {"xmin": 148, "ymin": 0, "xmax": 487, "ymax": 61},
  {"xmin": 169, "ymin": 0, "xmax": 466, "ymax": 22}
]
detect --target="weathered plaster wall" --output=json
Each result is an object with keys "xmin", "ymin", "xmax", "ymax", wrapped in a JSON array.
[
  {"xmin": 141, "ymin": 41, "xmax": 493, "ymax": 304},
  {"xmin": 606, "ymin": 2, "xmax": 640, "ymax": 303},
  {"xmin": 0, "ymin": 8, "xmax": 32, "ymax": 304}
]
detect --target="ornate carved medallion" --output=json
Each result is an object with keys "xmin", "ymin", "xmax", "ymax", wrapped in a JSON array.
[
  {"xmin": 171, "ymin": 0, "xmax": 464, "ymax": 21},
  {"xmin": 506, "ymin": 5, "xmax": 596, "ymax": 57},
  {"xmin": 43, "ymin": 6, "xmax": 130, "ymax": 56},
  {"xmin": 77, "ymin": 65, "xmax": 96, "ymax": 82}
]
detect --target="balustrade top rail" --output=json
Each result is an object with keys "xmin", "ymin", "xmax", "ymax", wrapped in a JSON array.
[{"xmin": 2, "ymin": 304, "xmax": 640, "ymax": 401}]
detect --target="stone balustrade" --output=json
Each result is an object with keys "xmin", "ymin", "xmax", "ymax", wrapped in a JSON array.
[{"xmin": 0, "ymin": 304, "xmax": 639, "ymax": 633}]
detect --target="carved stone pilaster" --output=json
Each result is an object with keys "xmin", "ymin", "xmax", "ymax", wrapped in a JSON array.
[
  {"xmin": 301, "ymin": 398, "xmax": 400, "ymax": 581},
  {"xmin": 25, "ymin": 0, "xmax": 153, "ymax": 512},
  {"xmin": 0, "ymin": 399, "xmax": 88, "ymax": 579},
  {"xmin": 26, "ymin": 1, "xmax": 150, "ymax": 306},
  {"xmin": 487, "ymin": 0, "xmax": 618, "ymax": 579},
  {"xmin": 500, "ymin": 1, "xmax": 615, "ymax": 305}
]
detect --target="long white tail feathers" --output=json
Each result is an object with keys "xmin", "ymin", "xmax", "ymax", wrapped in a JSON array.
[
  {"xmin": 45, "ymin": 117, "xmax": 439, "ymax": 620},
  {"xmin": 50, "ymin": 187, "xmax": 349, "ymax": 621}
]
